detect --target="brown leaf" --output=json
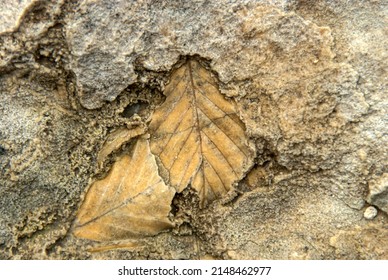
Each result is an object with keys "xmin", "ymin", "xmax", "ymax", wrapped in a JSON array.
[
  {"xmin": 97, "ymin": 125, "xmax": 146, "ymax": 168},
  {"xmin": 149, "ymin": 60, "xmax": 253, "ymax": 207},
  {"xmin": 73, "ymin": 137, "xmax": 175, "ymax": 241}
]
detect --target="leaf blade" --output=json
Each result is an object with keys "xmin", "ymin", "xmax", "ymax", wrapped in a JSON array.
[
  {"xmin": 73, "ymin": 138, "xmax": 175, "ymax": 241},
  {"xmin": 149, "ymin": 60, "xmax": 253, "ymax": 207}
]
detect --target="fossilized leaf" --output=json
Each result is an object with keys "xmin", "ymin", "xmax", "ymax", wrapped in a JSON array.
[
  {"xmin": 73, "ymin": 137, "xmax": 175, "ymax": 241},
  {"xmin": 149, "ymin": 60, "xmax": 253, "ymax": 207},
  {"xmin": 97, "ymin": 125, "xmax": 146, "ymax": 168}
]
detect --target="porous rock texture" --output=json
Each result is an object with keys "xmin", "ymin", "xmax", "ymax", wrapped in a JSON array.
[{"xmin": 0, "ymin": 0, "xmax": 387, "ymax": 259}]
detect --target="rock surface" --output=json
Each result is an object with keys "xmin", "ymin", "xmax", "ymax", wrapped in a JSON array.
[
  {"xmin": 0, "ymin": 0, "xmax": 387, "ymax": 259},
  {"xmin": 367, "ymin": 173, "xmax": 388, "ymax": 214},
  {"xmin": 364, "ymin": 206, "xmax": 378, "ymax": 220}
]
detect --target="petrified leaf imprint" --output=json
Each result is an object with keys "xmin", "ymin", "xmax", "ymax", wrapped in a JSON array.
[
  {"xmin": 73, "ymin": 59, "xmax": 253, "ymax": 242},
  {"xmin": 97, "ymin": 125, "xmax": 146, "ymax": 168},
  {"xmin": 97, "ymin": 126, "xmax": 146, "ymax": 167},
  {"xmin": 149, "ymin": 60, "xmax": 253, "ymax": 207},
  {"xmin": 73, "ymin": 137, "xmax": 175, "ymax": 241}
]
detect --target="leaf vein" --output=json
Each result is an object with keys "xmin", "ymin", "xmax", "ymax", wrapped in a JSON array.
[
  {"xmin": 201, "ymin": 129, "xmax": 238, "ymax": 177},
  {"xmin": 197, "ymin": 106, "xmax": 248, "ymax": 157},
  {"xmin": 202, "ymin": 154, "xmax": 228, "ymax": 193}
]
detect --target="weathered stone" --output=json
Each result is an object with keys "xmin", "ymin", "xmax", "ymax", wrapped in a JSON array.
[
  {"xmin": 367, "ymin": 174, "xmax": 388, "ymax": 214},
  {"xmin": 0, "ymin": 0, "xmax": 36, "ymax": 34},
  {"xmin": 363, "ymin": 206, "xmax": 378, "ymax": 220},
  {"xmin": 65, "ymin": 1, "xmax": 335, "ymax": 109}
]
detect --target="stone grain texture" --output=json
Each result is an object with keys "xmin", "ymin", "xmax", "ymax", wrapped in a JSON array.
[{"xmin": 0, "ymin": 0, "xmax": 387, "ymax": 259}]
